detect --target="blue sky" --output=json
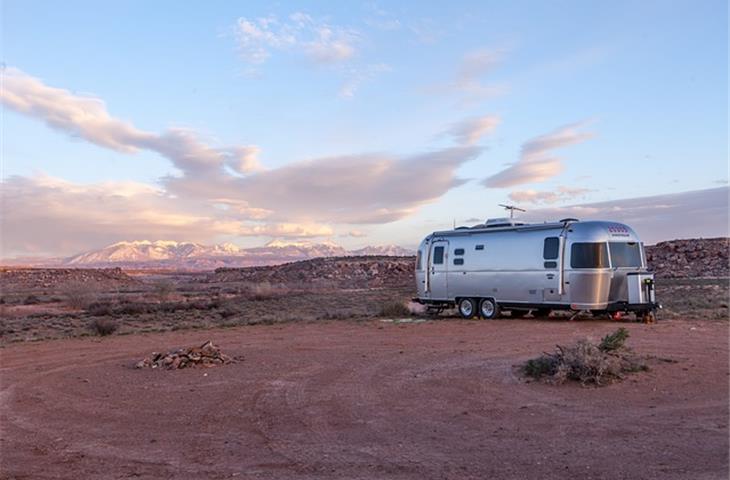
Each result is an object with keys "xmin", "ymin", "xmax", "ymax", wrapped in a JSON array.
[{"xmin": 1, "ymin": 0, "xmax": 727, "ymax": 256}]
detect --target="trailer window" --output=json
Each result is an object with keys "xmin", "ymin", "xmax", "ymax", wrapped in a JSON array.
[
  {"xmin": 475, "ymin": 244, "xmax": 484, "ymax": 251},
  {"xmin": 454, "ymin": 248, "xmax": 465, "ymax": 256},
  {"xmin": 570, "ymin": 243, "xmax": 609, "ymax": 268},
  {"xmin": 609, "ymin": 242, "xmax": 642, "ymax": 267},
  {"xmin": 433, "ymin": 246, "xmax": 444, "ymax": 264},
  {"xmin": 416, "ymin": 250, "xmax": 422, "ymax": 270},
  {"xmin": 453, "ymin": 258, "xmax": 464, "ymax": 266},
  {"xmin": 543, "ymin": 237, "xmax": 559, "ymax": 260}
]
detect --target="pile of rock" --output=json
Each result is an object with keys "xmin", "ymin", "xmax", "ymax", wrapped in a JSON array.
[
  {"xmin": 646, "ymin": 238, "xmax": 729, "ymax": 279},
  {"xmin": 135, "ymin": 340, "xmax": 236, "ymax": 369}
]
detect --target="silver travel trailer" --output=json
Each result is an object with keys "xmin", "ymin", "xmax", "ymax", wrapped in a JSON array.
[{"xmin": 414, "ymin": 217, "xmax": 660, "ymax": 322}]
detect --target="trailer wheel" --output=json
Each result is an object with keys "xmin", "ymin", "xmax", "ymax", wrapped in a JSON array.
[
  {"xmin": 457, "ymin": 298, "xmax": 477, "ymax": 319},
  {"xmin": 479, "ymin": 298, "xmax": 500, "ymax": 319}
]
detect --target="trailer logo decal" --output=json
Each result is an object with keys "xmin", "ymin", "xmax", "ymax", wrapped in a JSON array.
[{"xmin": 608, "ymin": 225, "xmax": 630, "ymax": 236}]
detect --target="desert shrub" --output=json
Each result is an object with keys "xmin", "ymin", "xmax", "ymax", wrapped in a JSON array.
[
  {"xmin": 23, "ymin": 294, "xmax": 41, "ymax": 305},
  {"xmin": 61, "ymin": 282, "xmax": 97, "ymax": 309},
  {"xmin": 86, "ymin": 301, "xmax": 115, "ymax": 316},
  {"xmin": 153, "ymin": 281, "xmax": 174, "ymax": 301},
  {"xmin": 522, "ymin": 328, "xmax": 647, "ymax": 386},
  {"xmin": 115, "ymin": 302, "xmax": 157, "ymax": 315},
  {"xmin": 599, "ymin": 327, "xmax": 629, "ymax": 352},
  {"xmin": 378, "ymin": 300, "xmax": 411, "ymax": 317},
  {"xmin": 89, "ymin": 318, "xmax": 118, "ymax": 336},
  {"xmin": 239, "ymin": 282, "xmax": 281, "ymax": 301},
  {"xmin": 219, "ymin": 306, "xmax": 239, "ymax": 318}
]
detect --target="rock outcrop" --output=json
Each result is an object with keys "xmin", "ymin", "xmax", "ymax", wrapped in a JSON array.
[{"xmin": 645, "ymin": 238, "xmax": 728, "ymax": 279}]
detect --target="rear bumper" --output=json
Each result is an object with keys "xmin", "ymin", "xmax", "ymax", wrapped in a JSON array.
[{"xmin": 605, "ymin": 301, "xmax": 662, "ymax": 313}]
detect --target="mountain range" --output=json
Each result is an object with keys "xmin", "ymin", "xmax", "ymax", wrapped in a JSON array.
[{"xmin": 6, "ymin": 240, "xmax": 414, "ymax": 270}]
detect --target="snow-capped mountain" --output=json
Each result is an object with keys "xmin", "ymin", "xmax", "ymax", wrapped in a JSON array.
[
  {"xmin": 59, "ymin": 239, "xmax": 413, "ymax": 270},
  {"xmin": 65, "ymin": 240, "xmax": 243, "ymax": 265}
]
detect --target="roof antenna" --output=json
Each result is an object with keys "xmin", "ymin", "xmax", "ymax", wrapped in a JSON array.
[{"xmin": 498, "ymin": 204, "xmax": 526, "ymax": 220}]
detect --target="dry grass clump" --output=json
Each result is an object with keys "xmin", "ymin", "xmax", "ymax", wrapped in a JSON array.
[
  {"xmin": 88, "ymin": 318, "xmax": 118, "ymax": 336},
  {"xmin": 378, "ymin": 300, "xmax": 411, "ymax": 317},
  {"xmin": 153, "ymin": 281, "xmax": 174, "ymax": 301},
  {"xmin": 61, "ymin": 281, "xmax": 97, "ymax": 309},
  {"xmin": 239, "ymin": 282, "xmax": 282, "ymax": 301},
  {"xmin": 523, "ymin": 328, "xmax": 647, "ymax": 386}
]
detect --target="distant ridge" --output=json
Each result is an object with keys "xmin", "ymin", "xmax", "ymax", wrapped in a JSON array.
[{"xmin": 11, "ymin": 240, "xmax": 414, "ymax": 270}]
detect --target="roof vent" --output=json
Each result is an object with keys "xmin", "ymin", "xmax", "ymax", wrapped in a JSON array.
[
  {"xmin": 559, "ymin": 218, "xmax": 580, "ymax": 224},
  {"xmin": 485, "ymin": 217, "xmax": 527, "ymax": 228}
]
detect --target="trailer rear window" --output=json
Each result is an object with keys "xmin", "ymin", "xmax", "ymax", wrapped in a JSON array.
[
  {"xmin": 570, "ymin": 243, "xmax": 609, "ymax": 268},
  {"xmin": 416, "ymin": 250, "xmax": 422, "ymax": 270},
  {"xmin": 609, "ymin": 242, "xmax": 642, "ymax": 267}
]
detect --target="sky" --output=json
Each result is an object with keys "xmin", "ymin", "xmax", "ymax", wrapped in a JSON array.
[{"xmin": 1, "ymin": 0, "xmax": 728, "ymax": 257}]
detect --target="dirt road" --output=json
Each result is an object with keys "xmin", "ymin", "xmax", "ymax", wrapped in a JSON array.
[{"xmin": 1, "ymin": 318, "xmax": 727, "ymax": 479}]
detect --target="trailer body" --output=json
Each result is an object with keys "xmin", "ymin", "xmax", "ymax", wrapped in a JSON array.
[{"xmin": 414, "ymin": 219, "xmax": 659, "ymax": 318}]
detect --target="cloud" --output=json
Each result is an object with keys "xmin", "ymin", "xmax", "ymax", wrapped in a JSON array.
[
  {"xmin": 173, "ymin": 146, "xmax": 481, "ymax": 224},
  {"xmin": 521, "ymin": 187, "xmax": 729, "ymax": 244},
  {"xmin": 483, "ymin": 122, "xmax": 593, "ymax": 188},
  {"xmin": 2, "ymin": 69, "xmax": 481, "ymax": 255},
  {"xmin": 508, "ymin": 186, "xmax": 593, "ymax": 204},
  {"xmin": 0, "ymin": 174, "xmax": 335, "ymax": 257},
  {"xmin": 235, "ymin": 13, "xmax": 358, "ymax": 65},
  {"xmin": 1, "ymin": 68, "xmax": 263, "ymax": 178},
  {"xmin": 0, "ymin": 67, "xmax": 152, "ymax": 152},
  {"xmin": 447, "ymin": 115, "xmax": 500, "ymax": 145},
  {"xmin": 342, "ymin": 230, "xmax": 368, "ymax": 238},
  {"xmin": 364, "ymin": 3, "xmax": 401, "ymax": 31},
  {"xmin": 339, "ymin": 63, "xmax": 390, "ymax": 98},
  {"xmin": 435, "ymin": 48, "xmax": 508, "ymax": 105}
]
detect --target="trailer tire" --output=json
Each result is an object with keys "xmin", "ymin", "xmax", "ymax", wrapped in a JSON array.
[
  {"xmin": 479, "ymin": 298, "xmax": 500, "ymax": 319},
  {"xmin": 457, "ymin": 298, "xmax": 477, "ymax": 319}
]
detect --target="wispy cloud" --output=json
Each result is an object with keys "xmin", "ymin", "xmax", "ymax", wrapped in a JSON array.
[
  {"xmin": 446, "ymin": 115, "xmax": 500, "ymax": 145},
  {"xmin": 483, "ymin": 122, "xmax": 593, "ymax": 188},
  {"xmin": 0, "ymin": 68, "xmax": 263, "ymax": 177},
  {"xmin": 235, "ymin": 12, "xmax": 358, "ymax": 65},
  {"xmin": 439, "ymin": 48, "xmax": 509, "ymax": 106},
  {"xmin": 363, "ymin": 2, "xmax": 401, "ymax": 31},
  {"xmin": 508, "ymin": 186, "xmax": 593, "ymax": 204},
  {"xmin": 339, "ymin": 63, "xmax": 391, "ymax": 98},
  {"xmin": 521, "ymin": 187, "xmax": 729, "ymax": 244}
]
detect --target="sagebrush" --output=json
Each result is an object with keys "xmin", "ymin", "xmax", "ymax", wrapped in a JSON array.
[
  {"xmin": 378, "ymin": 301, "xmax": 411, "ymax": 317},
  {"xmin": 89, "ymin": 318, "xmax": 118, "ymax": 336},
  {"xmin": 523, "ymin": 328, "xmax": 647, "ymax": 386}
]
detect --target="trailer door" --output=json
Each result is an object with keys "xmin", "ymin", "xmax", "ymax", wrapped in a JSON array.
[
  {"xmin": 427, "ymin": 240, "xmax": 449, "ymax": 300},
  {"xmin": 542, "ymin": 236, "xmax": 561, "ymax": 301}
]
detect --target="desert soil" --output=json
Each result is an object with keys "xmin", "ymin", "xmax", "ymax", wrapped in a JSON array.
[{"xmin": 1, "ymin": 318, "xmax": 727, "ymax": 480}]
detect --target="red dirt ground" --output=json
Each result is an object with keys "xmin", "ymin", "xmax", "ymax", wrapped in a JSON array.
[{"xmin": 1, "ymin": 318, "xmax": 727, "ymax": 479}]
